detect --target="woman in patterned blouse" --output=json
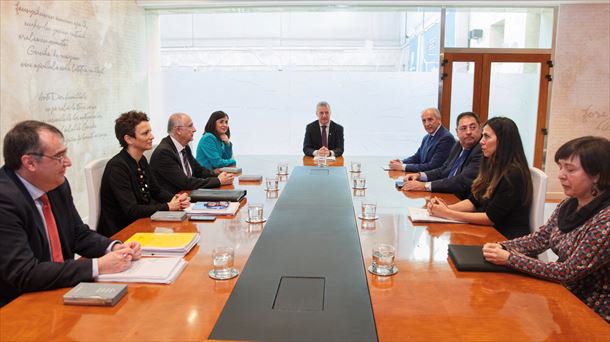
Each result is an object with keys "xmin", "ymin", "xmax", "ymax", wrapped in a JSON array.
[
  {"xmin": 483, "ymin": 136, "xmax": 610, "ymax": 322},
  {"xmin": 427, "ymin": 117, "xmax": 533, "ymax": 239}
]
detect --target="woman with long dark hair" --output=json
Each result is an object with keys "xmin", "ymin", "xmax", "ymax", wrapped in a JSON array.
[
  {"xmin": 196, "ymin": 110, "xmax": 236, "ymax": 171},
  {"xmin": 427, "ymin": 116, "xmax": 533, "ymax": 239}
]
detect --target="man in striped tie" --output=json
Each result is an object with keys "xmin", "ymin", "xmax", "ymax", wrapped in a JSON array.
[
  {"xmin": 303, "ymin": 101, "xmax": 345, "ymax": 158},
  {"xmin": 0, "ymin": 121, "xmax": 141, "ymax": 307}
]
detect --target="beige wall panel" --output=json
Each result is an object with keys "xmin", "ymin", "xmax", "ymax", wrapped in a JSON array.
[
  {"xmin": 0, "ymin": 0, "xmax": 148, "ymax": 220},
  {"xmin": 546, "ymin": 4, "xmax": 610, "ymax": 198}
]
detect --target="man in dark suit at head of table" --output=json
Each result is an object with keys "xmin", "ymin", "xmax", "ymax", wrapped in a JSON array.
[
  {"xmin": 0, "ymin": 120, "xmax": 141, "ymax": 307},
  {"xmin": 303, "ymin": 101, "xmax": 344, "ymax": 158},
  {"xmin": 150, "ymin": 112, "xmax": 234, "ymax": 194}
]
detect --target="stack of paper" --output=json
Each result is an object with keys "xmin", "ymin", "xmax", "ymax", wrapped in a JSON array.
[
  {"xmin": 125, "ymin": 232, "xmax": 200, "ymax": 257},
  {"xmin": 97, "ymin": 257, "xmax": 187, "ymax": 284},
  {"xmin": 185, "ymin": 201, "xmax": 240, "ymax": 216},
  {"xmin": 408, "ymin": 207, "xmax": 466, "ymax": 223},
  {"xmin": 313, "ymin": 155, "xmax": 336, "ymax": 162}
]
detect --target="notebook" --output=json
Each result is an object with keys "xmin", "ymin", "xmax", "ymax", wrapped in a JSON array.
[
  {"xmin": 150, "ymin": 211, "xmax": 187, "ymax": 222},
  {"xmin": 190, "ymin": 189, "xmax": 247, "ymax": 202},
  {"xmin": 448, "ymin": 244, "xmax": 515, "ymax": 273},
  {"xmin": 238, "ymin": 175, "xmax": 263, "ymax": 182},
  {"xmin": 219, "ymin": 167, "xmax": 242, "ymax": 174},
  {"xmin": 63, "ymin": 282, "xmax": 127, "ymax": 306}
]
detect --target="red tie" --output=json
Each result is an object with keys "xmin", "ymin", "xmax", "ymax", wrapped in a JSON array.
[{"xmin": 40, "ymin": 194, "xmax": 64, "ymax": 262}]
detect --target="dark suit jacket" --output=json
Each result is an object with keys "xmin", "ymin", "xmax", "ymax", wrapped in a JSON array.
[
  {"xmin": 98, "ymin": 149, "xmax": 173, "ymax": 237},
  {"xmin": 0, "ymin": 167, "xmax": 113, "ymax": 307},
  {"xmin": 402, "ymin": 125, "xmax": 455, "ymax": 172},
  {"xmin": 150, "ymin": 136, "xmax": 221, "ymax": 194},
  {"xmin": 424, "ymin": 140, "xmax": 482, "ymax": 199},
  {"xmin": 303, "ymin": 120, "xmax": 344, "ymax": 157}
]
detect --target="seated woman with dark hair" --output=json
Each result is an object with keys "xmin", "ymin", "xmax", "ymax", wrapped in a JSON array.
[
  {"xmin": 427, "ymin": 117, "xmax": 533, "ymax": 239},
  {"xmin": 98, "ymin": 110, "xmax": 190, "ymax": 237},
  {"xmin": 196, "ymin": 110, "xmax": 236, "ymax": 171},
  {"xmin": 483, "ymin": 136, "xmax": 610, "ymax": 322}
]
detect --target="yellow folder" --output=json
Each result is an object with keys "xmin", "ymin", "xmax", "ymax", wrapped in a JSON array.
[{"xmin": 125, "ymin": 232, "xmax": 198, "ymax": 248}]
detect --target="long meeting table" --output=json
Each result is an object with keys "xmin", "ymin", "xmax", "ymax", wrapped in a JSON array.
[{"xmin": 0, "ymin": 156, "xmax": 608, "ymax": 341}]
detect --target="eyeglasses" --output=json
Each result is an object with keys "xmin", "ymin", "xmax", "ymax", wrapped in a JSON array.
[
  {"xmin": 457, "ymin": 124, "xmax": 479, "ymax": 133},
  {"xmin": 176, "ymin": 124, "xmax": 195, "ymax": 130},
  {"xmin": 27, "ymin": 153, "xmax": 67, "ymax": 164}
]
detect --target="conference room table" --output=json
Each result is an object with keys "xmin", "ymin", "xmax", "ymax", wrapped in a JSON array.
[{"xmin": 1, "ymin": 156, "xmax": 608, "ymax": 341}]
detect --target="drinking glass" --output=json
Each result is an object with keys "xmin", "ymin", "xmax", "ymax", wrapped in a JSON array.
[
  {"xmin": 265, "ymin": 177, "xmax": 279, "ymax": 191},
  {"xmin": 277, "ymin": 163, "xmax": 289, "ymax": 175},
  {"xmin": 352, "ymin": 175, "xmax": 366, "ymax": 189},
  {"xmin": 361, "ymin": 200, "xmax": 377, "ymax": 220},
  {"xmin": 350, "ymin": 161, "xmax": 361, "ymax": 173},
  {"xmin": 371, "ymin": 244, "xmax": 396, "ymax": 275},
  {"xmin": 212, "ymin": 246, "xmax": 234, "ymax": 279},
  {"xmin": 247, "ymin": 203, "xmax": 264, "ymax": 222}
]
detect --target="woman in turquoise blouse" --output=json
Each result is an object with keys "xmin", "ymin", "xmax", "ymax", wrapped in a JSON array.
[{"xmin": 196, "ymin": 111, "xmax": 236, "ymax": 170}]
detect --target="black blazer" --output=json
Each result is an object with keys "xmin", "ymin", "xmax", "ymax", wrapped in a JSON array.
[
  {"xmin": 150, "ymin": 136, "xmax": 221, "ymax": 194},
  {"xmin": 98, "ymin": 149, "xmax": 174, "ymax": 237},
  {"xmin": 303, "ymin": 120, "xmax": 344, "ymax": 157},
  {"xmin": 0, "ymin": 167, "xmax": 112, "ymax": 307},
  {"xmin": 425, "ymin": 140, "xmax": 483, "ymax": 199}
]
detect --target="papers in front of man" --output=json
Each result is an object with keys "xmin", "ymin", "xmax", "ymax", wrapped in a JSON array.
[
  {"xmin": 63, "ymin": 282, "xmax": 127, "ymax": 306},
  {"xmin": 185, "ymin": 201, "xmax": 240, "ymax": 216},
  {"xmin": 313, "ymin": 155, "xmax": 336, "ymax": 162},
  {"xmin": 408, "ymin": 207, "xmax": 466, "ymax": 224},
  {"xmin": 219, "ymin": 167, "xmax": 242, "ymax": 174},
  {"xmin": 151, "ymin": 211, "xmax": 187, "ymax": 222},
  {"xmin": 125, "ymin": 232, "xmax": 200, "ymax": 257},
  {"xmin": 97, "ymin": 257, "xmax": 187, "ymax": 284}
]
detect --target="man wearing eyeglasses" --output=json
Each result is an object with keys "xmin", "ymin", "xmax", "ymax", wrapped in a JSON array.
[
  {"xmin": 150, "ymin": 113, "xmax": 234, "ymax": 194},
  {"xmin": 402, "ymin": 112, "xmax": 483, "ymax": 199},
  {"xmin": 0, "ymin": 120, "xmax": 141, "ymax": 307}
]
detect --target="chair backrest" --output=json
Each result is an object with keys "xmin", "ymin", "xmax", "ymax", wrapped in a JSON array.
[
  {"xmin": 84, "ymin": 157, "xmax": 110, "ymax": 231},
  {"xmin": 529, "ymin": 167, "xmax": 548, "ymax": 232}
]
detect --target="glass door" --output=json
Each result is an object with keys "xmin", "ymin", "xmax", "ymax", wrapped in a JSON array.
[{"xmin": 441, "ymin": 52, "xmax": 551, "ymax": 167}]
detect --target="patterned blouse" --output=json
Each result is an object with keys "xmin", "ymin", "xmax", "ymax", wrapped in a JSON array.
[{"xmin": 500, "ymin": 200, "xmax": 609, "ymax": 322}]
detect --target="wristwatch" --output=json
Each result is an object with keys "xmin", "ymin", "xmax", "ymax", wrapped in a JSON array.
[{"xmin": 424, "ymin": 182, "xmax": 432, "ymax": 192}]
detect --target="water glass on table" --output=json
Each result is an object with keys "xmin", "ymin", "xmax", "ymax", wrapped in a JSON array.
[
  {"xmin": 247, "ymin": 203, "xmax": 264, "ymax": 223},
  {"xmin": 266, "ymin": 177, "xmax": 279, "ymax": 191},
  {"xmin": 350, "ymin": 161, "xmax": 361, "ymax": 173},
  {"xmin": 360, "ymin": 200, "xmax": 377, "ymax": 220},
  {"xmin": 277, "ymin": 163, "xmax": 289, "ymax": 175},
  {"xmin": 211, "ymin": 246, "xmax": 236, "ymax": 279},
  {"xmin": 370, "ymin": 244, "xmax": 397, "ymax": 276}
]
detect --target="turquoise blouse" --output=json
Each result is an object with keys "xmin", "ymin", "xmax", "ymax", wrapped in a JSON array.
[{"xmin": 196, "ymin": 132, "xmax": 235, "ymax": 170}]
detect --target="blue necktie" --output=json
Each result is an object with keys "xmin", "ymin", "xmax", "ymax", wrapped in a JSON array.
[
  {"xmin": 448, "ymin": 149, "xmax": 470, "ymax": 177},
  {"xmin": 421, "ymin": 135, "xmax": 432, "ymax": 162}
]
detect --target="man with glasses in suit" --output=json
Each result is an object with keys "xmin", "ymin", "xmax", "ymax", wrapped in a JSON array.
[
  {"xmin": 402, "ymin": 112, "xmax": 483, "ymax": 200},
  {"xmin": 0, "ymin": 121, "xmax": 141, "ymax": 307}
]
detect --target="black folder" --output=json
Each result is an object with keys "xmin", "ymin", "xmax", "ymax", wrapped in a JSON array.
[
  {"xmin": 189, "ymin": 189, "xmax": 246, "ymax": 202},
  {"xmin": 448, "ymin": 244, "xmax": 515, "ymax": 273}
]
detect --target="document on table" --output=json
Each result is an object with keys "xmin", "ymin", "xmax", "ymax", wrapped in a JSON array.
[
  {"xmin": 408, "ymin": 207, "xmax": 466, "ymax": 224},
  {"xmin": 97, "ymin": 257, "xmax": 187, "ymax": 284}
]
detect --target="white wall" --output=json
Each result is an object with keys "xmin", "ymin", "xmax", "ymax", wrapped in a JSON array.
[{"xmin": 157, "ymin": 69, "xmax": 440, "ymax": 157}]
